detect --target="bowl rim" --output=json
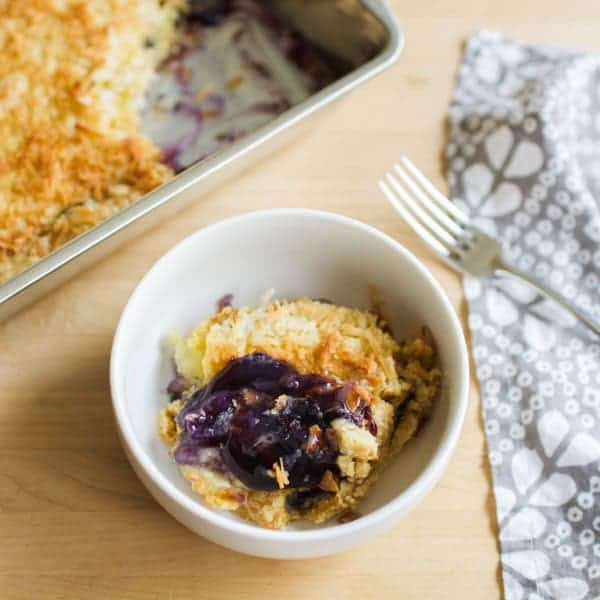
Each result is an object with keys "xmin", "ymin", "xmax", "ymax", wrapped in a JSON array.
[{"xmin": 110, "ymin": 208, "xmax": 469, "ymax": 543}]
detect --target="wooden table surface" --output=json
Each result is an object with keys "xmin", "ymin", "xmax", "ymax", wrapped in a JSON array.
[{"xmin": 3, "ymin": 3, "xmax": 600, "ymax": 598}]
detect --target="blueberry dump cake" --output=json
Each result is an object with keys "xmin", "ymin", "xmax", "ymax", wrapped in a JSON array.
[
  {"xmin": 0, "ymin": 0, "xmax": 335, "ymax": 284},
  {"xmin": 159, "ymin": 298, "xmax": 441, "ymax": 529}
]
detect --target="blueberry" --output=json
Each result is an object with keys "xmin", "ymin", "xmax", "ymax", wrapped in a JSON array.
[{"xmin": 172, "ymin": 352, "xmax": 377, "ymax": 491}]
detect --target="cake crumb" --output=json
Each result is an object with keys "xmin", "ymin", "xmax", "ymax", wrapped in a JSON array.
[
  {"xmin": 318, "ymin": 470, "xmax": 339, "ymax": 493},
  {"xmin": 226, "ymin": 75, "xmax": 244, "ymax": 90},
  {"xmin": 338, "ymin": 510, "xmax": 361, "ymax": 524}
]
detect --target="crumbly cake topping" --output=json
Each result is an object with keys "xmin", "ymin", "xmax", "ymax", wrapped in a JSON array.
[
  {"xmin": 172, "ymin": 298, "xmax": 404, "ymax": 400},
  {"xmin": 0, "ymin": 0, "xmax": 179, "ymax": 283}
]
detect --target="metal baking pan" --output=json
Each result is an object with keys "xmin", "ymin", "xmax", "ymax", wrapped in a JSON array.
[{"xmin": 0, "ymin": 0, "xmax": 402, "ymax": 321}]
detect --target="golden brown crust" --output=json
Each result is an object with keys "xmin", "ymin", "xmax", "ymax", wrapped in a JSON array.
[
  {"xmin": 0, "ymin": 0, "xmax": 179, "ymax": 283},
  {"xmin": 172, "ymin": 299, "xmax": 404, "ymax": 399}
]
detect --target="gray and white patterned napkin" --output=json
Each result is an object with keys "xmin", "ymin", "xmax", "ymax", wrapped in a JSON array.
[{"xmin": 448, "ymin": 30, "xmax": 600, "ymax": 599}]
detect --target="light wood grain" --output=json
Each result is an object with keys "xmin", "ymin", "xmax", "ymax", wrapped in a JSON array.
[{"xmin": 3, "ymin": 3, "xmax": 600, "ymax": 598}]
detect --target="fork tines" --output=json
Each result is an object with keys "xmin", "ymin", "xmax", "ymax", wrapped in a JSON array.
[{"xmin": 379, "ymin": 156, "xmax": 472, "ymax": 258}]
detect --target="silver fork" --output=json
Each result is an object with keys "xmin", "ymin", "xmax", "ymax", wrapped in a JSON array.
[{"xmin": 379, "ymin": 156, "xmax": 600, "ymax": 336}]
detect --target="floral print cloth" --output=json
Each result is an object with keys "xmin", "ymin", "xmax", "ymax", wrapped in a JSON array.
[{"xmin": 447, "ymin": 30, "xmax": 600, "ymax": 599}]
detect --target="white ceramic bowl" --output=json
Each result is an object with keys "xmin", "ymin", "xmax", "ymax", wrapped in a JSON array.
[{"xmin": 110, "ymin": 209, "xmax": 469, "ymax": 559}]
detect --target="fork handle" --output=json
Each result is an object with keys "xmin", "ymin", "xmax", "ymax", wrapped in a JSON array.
[{"xmin": 494, "ymin": 259, "xmax": 600, "ymax": 336}]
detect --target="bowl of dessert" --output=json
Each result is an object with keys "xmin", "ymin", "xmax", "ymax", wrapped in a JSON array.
[{"xmin": 110, "ymin": 209, "xmax": 469, "ymax": 559}]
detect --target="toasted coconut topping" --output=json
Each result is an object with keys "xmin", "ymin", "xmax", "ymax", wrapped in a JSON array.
[
  {"xmin": 346, "ymin": 384, "xmax": 371, "ymax": 411},
  {"xmin": 172, "ymin": 298, "xmax": 404, "ymax": 399},
  {"xmin": 272, "ymin": 458, "xmax": 290, "ymax": 490},
  {"xmin": 0, "ymin": 0, "xmax": 180, "ymax": 284},
  {"xmin": 345, "ymin": 388, "xmax": 361, "ymax": 412}
]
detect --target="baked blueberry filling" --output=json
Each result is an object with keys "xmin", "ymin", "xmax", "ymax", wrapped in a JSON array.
[
  {"xmin": 171, "ymin": 352, "xmax": 376, "ymax": 491},
  {"xmin": 142, "ymin": 1, "xmax": 337, "ymax": 173}
]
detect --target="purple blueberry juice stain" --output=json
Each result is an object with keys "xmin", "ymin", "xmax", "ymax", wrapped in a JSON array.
[
  {"xmin": 173, "ymin": 352, "xmax": 376, "ymax": 491},
  {"xmin": 216, "ymin": 293, "xmax": 234, "ymax": 311},
  {"xmin": 167, "ymin": 374, "xmax": 188, "ymax": 400}
]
